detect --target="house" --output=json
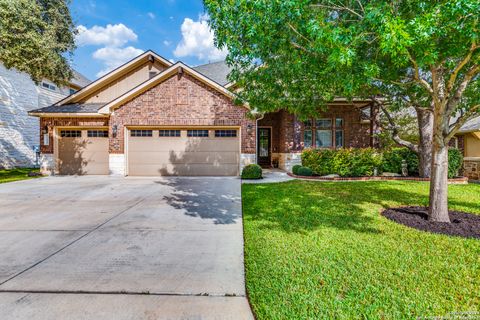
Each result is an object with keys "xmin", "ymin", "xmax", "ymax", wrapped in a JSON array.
[
  {"xmin": 455, "ymin": 116, "xmax": 480, "ymax": 180},
  {"xmin": 29, "ymin": 50, "xmax": 375, "ymax": 176},
  {"xmin": 0, "ymin": 63, "xmax": 90, "ymax": 168}
]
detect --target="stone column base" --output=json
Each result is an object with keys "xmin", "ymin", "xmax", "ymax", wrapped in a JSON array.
[
  {"xmin": 40, "ymin": 153, "xmax": 55, "ymax": 175},
  {"xmin": 464, "ymin": 158, "xmax": 480, "ymax": 180},
  {"xmin": 109, "ymin": 154, "xmax": 125, "ymax": 176}
]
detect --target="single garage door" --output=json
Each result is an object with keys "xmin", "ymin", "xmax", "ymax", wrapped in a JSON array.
[
  {"xmin": 57, "ymin": 129, "xmax": 109, "ymax": 175},
  {"xmin": 127, "ymin": 128, "xmax": 239, "ymax": 176}
]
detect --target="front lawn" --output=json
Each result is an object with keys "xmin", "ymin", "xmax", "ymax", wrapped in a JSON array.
[
  {"xmin": 242, "ymin": 181, "xmax": 480, "ymax": 319},
  {"xmin": 0, "ymin": 168, "xmax": 41, "ymax": 184}
]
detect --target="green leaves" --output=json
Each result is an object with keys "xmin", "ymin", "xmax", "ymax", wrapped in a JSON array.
[{"xmin": 0, "ymin": 0, "xmax": 76, "ymax": 85}]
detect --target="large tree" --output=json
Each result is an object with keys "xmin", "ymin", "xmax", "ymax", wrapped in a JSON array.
[
  {"xmin": 205, "ymin": 0, "xmax": 480, "ymax": 222},
  {"xmin": 0, "ymin": 0, "xmax": 76, "ymax": 85}
]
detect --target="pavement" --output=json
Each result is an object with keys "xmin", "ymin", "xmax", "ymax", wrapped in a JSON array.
[
  {"xmin": 0, "ymin": 176, "xmax": 253, "ymax": 320},
  {"xmin": 241, "ymin": 168, "xmax": 295, "ymax": 184}
]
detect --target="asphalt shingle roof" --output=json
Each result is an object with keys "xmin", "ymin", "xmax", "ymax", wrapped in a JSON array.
[
  {"xmin": 459, "ymin": 116, "xmax": 480, "ymax": 133},
  {"xmin": 193, "ymin": 60, "xmax": 232, "ymax": 86},
  {"xmin": 30, "ymin": 103, "xmax": 104, "ymax": 114},
  {"xmin": 70, "ymin": 70, "xmax": 91, "ymax": 88}
]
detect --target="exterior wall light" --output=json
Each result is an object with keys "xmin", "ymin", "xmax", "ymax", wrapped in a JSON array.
[{"xmin": 112, "ymin": 124, "xmax": 118, "ymax": 137}]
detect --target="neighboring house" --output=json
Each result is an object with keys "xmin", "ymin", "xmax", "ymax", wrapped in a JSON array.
[
  {"xmin": 29, "ymin": 50, "xmax": 375, "ymax": 176},
  {"xmin": 455, "ymin": 116, "xmax": 480, "ymax": 180},
  {"xmin": 0, "ymin": 64, "xmax": 90, "ymax": 168}
]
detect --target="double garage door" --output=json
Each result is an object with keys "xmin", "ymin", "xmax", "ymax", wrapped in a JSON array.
[{"xmin": 127, "ymin": 128, "xmax": 240, "ymax": 176}]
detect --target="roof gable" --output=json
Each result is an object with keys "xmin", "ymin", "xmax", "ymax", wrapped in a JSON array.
[
  {"xmin": 57, "ymin": 51, "xmax": 172, "ymax": 106},
  {"xmin": 98, "ymin": 62, "xmax": 245, "ymax": 114}
]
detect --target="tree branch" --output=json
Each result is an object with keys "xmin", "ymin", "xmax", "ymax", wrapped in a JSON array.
[
  {"xmin": 446, "ymin": 64, "xmax": 480, "ymax": 115},
  {"xmin": 446, "ymin": 42, "xmax": 479, "ymax": 93},
  {"xmin": 407, "ymin": 51, "xmax": 434, "ymax": 95},
  {"xmin": 446, "ymin": 104, "xmax": 480, "ymax": 142},
  {"xmin": 374, "ymin": 98, "xmax": 419, "ymax": 153}
]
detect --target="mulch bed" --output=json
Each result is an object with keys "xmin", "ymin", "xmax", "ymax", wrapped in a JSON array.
[{"xmin": 382, "ymin": 206, "xmax": 480, "ymax": 239}]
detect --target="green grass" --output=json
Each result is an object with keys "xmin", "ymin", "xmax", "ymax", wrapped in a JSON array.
[
  {"xmin": 242, "ymin": 181, "xmax": 480, "ymax": 319},
  {"xmin": 0, "ymin": 168, "xmax": 41, "ymax": 184}
]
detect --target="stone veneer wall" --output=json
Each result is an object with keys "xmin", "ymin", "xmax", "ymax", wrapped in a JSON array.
[
  {"xmin": 0, "ymin": 64, "xmax": 72, "ymax": 168},
  {"xmin": 463, "ymin": 158, "xmax": 480, "ymax": 180}
]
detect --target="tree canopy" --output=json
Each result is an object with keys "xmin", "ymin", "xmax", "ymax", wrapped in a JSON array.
[
  {"xmin": 0, "ymin": 0, "xmax": 76, "ymax": 85},
  {"xmin": 205, "ymin": 0, "xmax": 480, "ymax": 221}
]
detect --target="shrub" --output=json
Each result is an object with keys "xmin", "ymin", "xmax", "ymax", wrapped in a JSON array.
[
  {"xmin": 292, "ymin": 164, "xmax": 302, "ymax": 175},
  {"xmin": 448, "ymin": 148, "xmax": 463, "ymax": 178},
  {"xmin": 302, "ymin": 148, "xmax": 382, "ymax": 177},
  {"xmin": 297, "ymin": 166, "xmax": 313, "ymax": 176},
  {"xmin": 382, "ymin": 148, "xmax": 419, "ymax": 175},
  {"xmin": 241, "ymin": 164, "xmax": 262, "ymax": 179}
]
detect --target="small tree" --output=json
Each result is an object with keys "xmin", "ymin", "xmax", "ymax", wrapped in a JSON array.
[
  {"xmin": 205, "ymin": 0, "xmax": 480, "ymax": 222},
  {"xmin": 0, "ymin": 0, "xmax": 76, "ymax": 85}
]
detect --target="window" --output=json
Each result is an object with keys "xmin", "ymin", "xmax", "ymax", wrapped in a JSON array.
[
  {"xmin": 335, "ymin": 118, "xmax": 344, "ymax": 148},
  {"xmin": 159, "ymin": 129, "xmax": 181, "ymax": 137},
  {"xmin": 69, "ymin": 88, "xmax": 77, "ymax": 95},
  {"xmin": 41, "ymin": 82, "xmax": 56, "ymax": 91},
  {"xmin": 303, "ymin": 120, "xmax": 313, "ymax": 148},
  {"xmin": 187, "ymin": 130, "xmax": 209, "ymax": 137},
  {"xmin": 60, "ymin": 130, "xmax": 81, "ymax": 137},
  {"xmin": 87, "ymin": 130, "xmax": 108, "ymax": 137},
  {"xmin": 303, "ymin": 117, "xmax": 344, "ymax": 149},
  {"xmin": 316, "ymin": 118, "xmax": 332, "ymax": 148},
  {"xmin": 215, "ymin": 129, "xmax": 237, "ymax": 137},
  {"xmin": 131, "ymin": 130, "xmax": 152, "ymax": 137}
]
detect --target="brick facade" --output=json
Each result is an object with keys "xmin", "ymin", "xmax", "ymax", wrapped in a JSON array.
[
  {"xmin": 259, "ymin": 104, "xmax": 372, "ymax": 155},
  {"xmin": 109, "ymin": 73, "xmax": 255, "ymax": 154}
]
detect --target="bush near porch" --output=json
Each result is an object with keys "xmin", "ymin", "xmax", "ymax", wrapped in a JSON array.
[{"xmin": 301, "ymin": 147, "xmax": 463, "ymax": 178}]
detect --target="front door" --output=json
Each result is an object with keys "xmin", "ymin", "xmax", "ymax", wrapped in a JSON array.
[{"xmin": 257, "ymin": 128, "xmax": 271, "ymax": 167}]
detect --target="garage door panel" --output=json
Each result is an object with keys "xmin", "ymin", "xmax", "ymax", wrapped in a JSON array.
[
  {"xmin": 58, "ymin": 135, "xmax": 109, "ymax": 175},
  {"xmin": 127, "ymin": 128, "xmax": 240, "ymax": 176},
  {"xmin": 129, "ymin": 163, "xmax": 239, "ymax": 176},
  {"xmin": 128, "ymin": 151, "xmax": 239, "ymax": 165},
  {"xmin": 128, "ymin": 138, "xmax": 239, "ymax": 152}
]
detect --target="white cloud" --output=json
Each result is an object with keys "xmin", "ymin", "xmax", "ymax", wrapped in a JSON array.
[
  {"xmin": 147, "ymin": 12, "xmax": 155, "ymax": 19},
  {"xmin": 93, "ymin": 46, "xmax": 144, "ymax": 77},
  {"xmin": 76, "ymin": 24, "xmax": 137, "ymax": 48},
  {"xmin": 173, "ymin": 14, "xmax": 227, "ymax": 62},
  {"xmin": 163, "ymin": 40, "xmax": 171, "ymax": 46}
]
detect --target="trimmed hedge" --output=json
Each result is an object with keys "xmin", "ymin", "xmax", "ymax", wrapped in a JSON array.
[
  {"xmin": 297, "ymin": 166, "xmax": 313, "ymax": 176},
  {"xmin": 301, "ymin": 148, "xmax": 382, "ymax": 177},
  {"xmin": 448, "ymin": 148, "xmax": 463, "ymax": 178},
  {"xmin": 292, "ymin": 164, "xmax": 302, "ymax": 175},
  {"xmin": 241, "ymin": 164, "xmax": 262, "ymax": 179},
  {"xmin": 382, "ymin": 148, "xmax": 419, "ymax": 175},
  {"xmin": 301, "ymin": 147, "xmax": 464, "ymax": 178}
]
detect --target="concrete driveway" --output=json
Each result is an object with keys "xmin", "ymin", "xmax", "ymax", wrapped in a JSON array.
[{"xmin": 0, "ymin": 176, "xmax": 253, "ymax": 320}]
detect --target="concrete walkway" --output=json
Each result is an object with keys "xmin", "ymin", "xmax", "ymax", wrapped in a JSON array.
[
  {"xmin": 242, "ymin": 168, "xmax": 295, "ymax": 184},
  {"xmin": 0, "ymin": 176, "xmax": 253, "ymax": 320}
]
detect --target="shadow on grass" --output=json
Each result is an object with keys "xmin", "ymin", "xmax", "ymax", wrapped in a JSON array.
[{"xmin": 241, "ymin": 180, "xmax": 478, "ymax": 235}]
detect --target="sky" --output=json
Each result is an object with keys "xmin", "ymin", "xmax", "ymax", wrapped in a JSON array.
[{"xmin": 69, "ymin": 0, "xmax": 227, "ymax": 81}]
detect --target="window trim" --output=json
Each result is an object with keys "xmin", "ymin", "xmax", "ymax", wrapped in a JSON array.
[
  {"xmin": 130, "ymin": 129, "xmax": 153, "ymax": 137},
  {"xmin": 214, "ymin": 129, "xmax": 237, "ymax": 137},
  {"xmin": 60, "ymin": 130, "xmax": 81, "ymax": 138},
  {"xmin": 159, "ymin": 129, "xmax": 181, "ymax": 137},
  {"xmin": 187, "ymin": 129, "xmax": 209, "ymax": 137}
]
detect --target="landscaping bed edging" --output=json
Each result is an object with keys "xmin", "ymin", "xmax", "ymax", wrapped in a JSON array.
[
  {"xmin": 287, "ymin": 172, "xmax": 468, "ymax": 184},
  {"xmin": 382, "ymin": 206, "xmax": 480, "ymax": 239}
]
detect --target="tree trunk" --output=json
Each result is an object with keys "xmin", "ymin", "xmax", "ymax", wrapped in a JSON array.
[
  {"xmin": 417, "ymin": 109, "xmax": 433, "ymax": 178},
  {"xmin": 428, "ymin": 136, "xmax": 450, "ymax": 222}
]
